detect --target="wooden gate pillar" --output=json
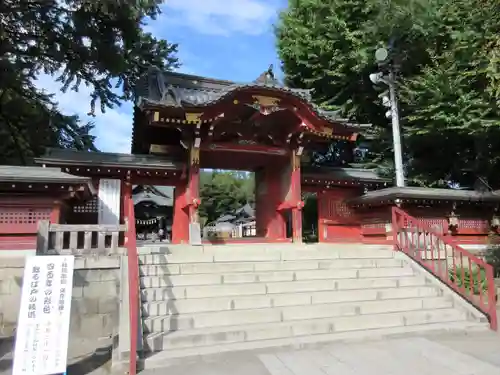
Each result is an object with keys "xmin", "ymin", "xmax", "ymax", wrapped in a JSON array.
[
  {"xmin": 172, "ymin": 143, "xmax": 200, "ymax": 244},
  {"xmin": 291, "ymin": 149, "xmax": 303, "ymax": 243},
  {"xmin": 187, "ymin": 144, "xmax": 200, "ymax": 224},
  {"xmin": 172, "ymin": 182, "xmax": 189, "ymax": 244}
]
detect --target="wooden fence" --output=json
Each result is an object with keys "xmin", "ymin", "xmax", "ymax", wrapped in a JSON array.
[{"xmin": 36, "ymin": 220, "xmax": 128, "ymax": 255}]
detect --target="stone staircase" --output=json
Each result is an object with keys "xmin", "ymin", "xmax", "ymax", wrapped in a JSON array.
[{"xmin": 137, "ymin": 243, "xmax": 489, "ymax": 363}]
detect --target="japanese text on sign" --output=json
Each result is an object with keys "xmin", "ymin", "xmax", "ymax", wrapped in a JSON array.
[{"xmin": 13, "ymin": 255, "xmax": 75, "ymax": 375}]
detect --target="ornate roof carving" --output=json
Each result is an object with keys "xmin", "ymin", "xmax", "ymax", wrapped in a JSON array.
[
  {"xmin": 253, "ymin": 64, "xmax": 281, "ymax": 86},
  {"xmin": 134, "ymin": 68, "xmax": 367, "ymax": 129}
]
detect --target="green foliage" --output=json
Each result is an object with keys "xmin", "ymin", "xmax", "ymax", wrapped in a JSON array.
[
  {"xmin": 1, "ymin": 0, "xmax": 178, "ymax": 164},
  {"xmin": 276, "ymin": 0, "xmax": 432, "ymax": 174},
  {"xmin": 398, "ymin": 0, "xmax": 500, "ymax": 187},
  {"xmin": 276, "ymin": 0, "xmax": 500, "ymax": 187},
  {"xmin": 276, "ymin": 0, "xmax": 379, "ymax": 120},
  {"xmin": 485, "ymin": 233, "xmax": 500, "ymax": 278},
  {"xmin": 310, "ymin": 140, "xmax": 355, "ymax": 167},
  {"xmin": 449, "ymin": 266, "xmax": 488, "ymax": 294},
  {"xmin": 198, "ymin": 171, "xmax": 255, "ymax": 225},
  {"xmin": 0, "ymin": 89, "xmax": 98, "ymax": 165}
]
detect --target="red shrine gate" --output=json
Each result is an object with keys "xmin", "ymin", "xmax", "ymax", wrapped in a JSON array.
[
  {"xmin": 171, "ymin": 144, "xmax": 303, "ymax": 244},
  {"xmin": 124, "ymin": 69, "xmax": 366, "ymax": 244},
  {"xmin": 31, "ymin": 69, "xmax": 368, "ymax": 244}
]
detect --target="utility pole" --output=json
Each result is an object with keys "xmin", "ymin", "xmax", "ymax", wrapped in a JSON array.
[
  {"xmin": 369, "ymin": 47, "xmax": 405, "ymax": 187},
  {"xmin": 388, "ymin": 69, "xmax": 405, "ymax": 187}
]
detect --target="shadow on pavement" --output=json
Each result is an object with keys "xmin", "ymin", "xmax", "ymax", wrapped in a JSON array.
[{"xmin": 0, "ymin": 335, "xmax": 113, "ymax": 375}]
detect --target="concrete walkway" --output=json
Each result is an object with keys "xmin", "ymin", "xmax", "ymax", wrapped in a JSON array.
[
  {"xmin": 2, "ymin": 330, "xmax": 500, "ymax": 374},
  {"xmin": 142, "ymin": 331, "xmax": 500, "ymax": 375}
]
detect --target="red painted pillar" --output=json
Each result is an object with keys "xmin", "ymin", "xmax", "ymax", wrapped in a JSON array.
[
  {"xmin": 255, "ymin": 165, "xmax": 287, "ymax": 241},
  {"xmin": 267, "ymin": 164, "xmax": 285, "ymax": 240},
  {"xmin": 255, "ymin": 169, "xmax": 267, "ymax": 237},
  {"xmin": 122, "ymin": 181, "xmax": 137, "ymax": 248},
  {"xmin": 172, "ymin": 183, "xmax": 189, "ymax": 244},
  {"xmin": 122, "ymin": 181, "xmax": 139, "ymax": 375},
  {"xmin": 291, "ymin": 150, "xmax": 303, "ymax": 243},
  {"xmin": 187, "ymin": 145, "xmax": 200, "ymax": 224},
  {"xmin": 50, "ymin": 201, "xmax": 62, "ymax": 224},
  {"xmin": 172, "ymin": 145, "xmax": 200, "ymax": 244}
]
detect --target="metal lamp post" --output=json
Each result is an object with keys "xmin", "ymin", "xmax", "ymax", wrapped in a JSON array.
[{"xmin": 369, "ymin": 47, "xmax": 405, "ymax": 188}]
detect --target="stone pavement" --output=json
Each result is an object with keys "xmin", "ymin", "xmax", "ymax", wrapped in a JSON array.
[
  {"xmin": 0, "ymin": 336, "xmax": 113, "ymax": 375},
  {"xmin": 141, "ymin": 330, "xmax": 500, "ymax": 375},
  {"xmin": 2, "ymin": 330, "xmax": 500, "ymax": 374}
]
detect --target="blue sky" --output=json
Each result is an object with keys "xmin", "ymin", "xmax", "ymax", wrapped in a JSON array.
[{"xmin": 36, "ymin": 0, "xmax": 288, "ymax": 154}]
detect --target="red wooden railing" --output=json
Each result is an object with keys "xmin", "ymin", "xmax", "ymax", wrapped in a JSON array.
[{"xmin": 392, "ymin": 207, "xmax": 497, "ymax": 330}]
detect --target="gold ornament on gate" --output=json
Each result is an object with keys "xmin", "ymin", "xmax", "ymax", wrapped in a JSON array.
[
  {"xmin": 252, "ymin": 95, "xmax": 280, "ymax": 107},
  {"xmin": 185, "ymin": 112, "xmax": 203, "ymax": 124}
]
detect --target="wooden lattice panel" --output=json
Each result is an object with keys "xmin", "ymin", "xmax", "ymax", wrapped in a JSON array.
[
  {"xmin": 361, "ymin": 222, "xmax": 388, "ymax": 229},
  {"xmin": 73, "ymin": 197, "xmax": 98, "ymax": 213},
  {"xmin": 0, "ymin": 207, "xmax": 51, "ymax": 233},
  {"xmin": 360, "ymin": 217, "xmax": 390, "ymax": 235},
  {"xmin": 458, "ymin": 219, "xmax": 488, "ymax": 229},
  {"xmin": 399, "ymin": 217, "xmax": 446, "ymax": 235},
  {"xmin": 329, "ymin": 201, "xmax": 351, "ymax": 219},
  {"xmin": 402, "ymin": 217, "xmax": 445, "ymax": 228},
  {"xmin": 418, "ymin": 218, "xmax": 446, "ymax": 229},
  {"xmin": 321, "ymin": 197, "xmax": 357, "ymax": 224}
]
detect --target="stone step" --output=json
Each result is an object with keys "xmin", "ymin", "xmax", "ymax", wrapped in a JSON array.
[
  {"xmin": 139, "ymin": 267, "xmax": 416, "ymax": 288},
  {"xmin": 139, "ymin": 258, "xmax": 406, "ymax": 276},
  {"xmin": 142, "ymin": 321, "xmax": 489, "ymax": 366},
  {"xmin": 142, "ymin": 297, "xmax": 453, "ymax": 333},
  {"xmin": 138, "ymin": 244, "xmax": 309, "ymax": 255},
  {"xmin": 138, "ymin": 248, "xmax": 395, "ymax": 265},
  {"xmin": 138, "ymin": 243, "xmax": 393, "ymax": 255},
  {"xmin": 143, "ymin": 307, "xmax": 471, "ymax": 352},
  {"xmin": 136, "ymin": 243, "xmax": 491, "ymax": 365},
  {"xmin": 140, "ymin": 275, "xmax": 426, "ymax": 301},
  {"xmin": 141, "ymin": 285, "xmax": 442, "ymax": 316}
]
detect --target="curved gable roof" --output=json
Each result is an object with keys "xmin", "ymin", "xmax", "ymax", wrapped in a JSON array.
[{"xmin": 134, "ymin": 69, "xmax": 368, "ymax": 131}]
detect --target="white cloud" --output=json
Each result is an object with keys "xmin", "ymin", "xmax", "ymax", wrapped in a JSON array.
[
  {"xmin": 35, "ymin": 74, "xmax": 133, "ymax": 154},
  {"xmin": 158, "ymin": 0, "xmax": 282, "ymax": 36}
]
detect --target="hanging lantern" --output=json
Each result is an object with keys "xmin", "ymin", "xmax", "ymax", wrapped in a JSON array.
[
  {"xmin": 448, "ymin": 211, "xmax": 459, "ymax": 228},
  {"xmin": 491, "ymin": 215, "xmax": 500, "ymax": 228}
]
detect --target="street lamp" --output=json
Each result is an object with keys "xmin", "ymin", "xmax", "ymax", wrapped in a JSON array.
[{"xmin": 370, "ymin": 47, "xmax": 405, "ymax": 188}]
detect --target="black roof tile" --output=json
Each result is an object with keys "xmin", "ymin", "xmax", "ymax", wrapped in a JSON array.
[
  {"xmin": 0, "ymin": 166, "xmax": 91, "ymax": 184},
  {"xmin": 35, "ymin": 149, "xmax": 184, "ymax": 170},
  {"xmin": 135, "ymin": 69, "xmax": 368, "ymax": 130},
  {"xmin": 350, "ymin": 187, "xmax": 500, "ymax": 204},
  {"xmin": 302, "ymin": 166, "xmax": 388, "ymax": 183}
]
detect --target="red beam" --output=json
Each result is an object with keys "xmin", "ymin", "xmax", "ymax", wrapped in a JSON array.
[{"xmin": 201, "ymin": 142, "xmax": 287, "ymax": 156}]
